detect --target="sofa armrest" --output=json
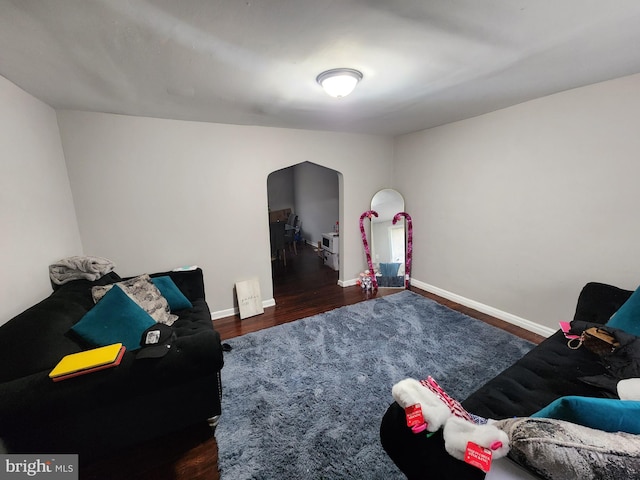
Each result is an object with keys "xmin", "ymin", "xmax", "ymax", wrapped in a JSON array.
[{"xmin": 572, "ymin": 282, "xmax": 633, "ymax": 325}]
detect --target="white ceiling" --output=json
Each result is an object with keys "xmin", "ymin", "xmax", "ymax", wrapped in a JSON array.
[{"xmin": 2, "ymin": 0, "xmax": 640, "ymax": 136}]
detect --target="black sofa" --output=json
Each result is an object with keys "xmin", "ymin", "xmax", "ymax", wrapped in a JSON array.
[
  {"xmin": 380, "ymin": 282, "xmax": 636, "ymax": 479},
  {"xmin": 0, "ymin": 267, "xmax": 223, "ymax": 463}
]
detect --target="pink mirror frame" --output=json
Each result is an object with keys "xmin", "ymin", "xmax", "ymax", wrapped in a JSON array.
[{"xmin": 392, "ymin": 212, "xmax": 413, "ymax": 289}]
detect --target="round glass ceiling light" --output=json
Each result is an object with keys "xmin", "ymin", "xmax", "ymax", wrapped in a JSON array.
[{"xmin": 316, "ymin": 68, "xmax": 363, "ymax": 98}]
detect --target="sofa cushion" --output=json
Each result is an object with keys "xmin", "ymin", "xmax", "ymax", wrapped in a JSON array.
[
  {"xmin": 495, "ymin": 417, "xmax": 640, "ymax": 480},
  {"xmin": 92, "ymin": 274, "xmax": 177, "ymax": 326},
  {"xmin": 532, "ymin": 396, "xmax": 640, "ymax": 434},
  {"xmin": 71, "ymin": 285, "xmax": 156, "ymax": 350},
  {"xmin": 606, "ymin": 286, "xmax": 640, "ymax": 336},
  {"xmin": 461, "ymin": 330, "xmax": 610, "ymax": 420},
  {"xmin": 151, "ymin": 276, "xmax": 193, "ymax": 311}
]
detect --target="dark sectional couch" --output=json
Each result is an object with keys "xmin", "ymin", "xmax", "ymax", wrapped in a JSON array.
[
  {"xmin": 380, "ymin": 282, "xmax": 637, "ymax": 479},
  {"xmin": 0, "ymin": 268, "xmax": 223, "ymax": 463}
]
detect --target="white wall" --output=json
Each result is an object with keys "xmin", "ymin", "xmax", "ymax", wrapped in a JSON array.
[
  {"xmin": 267, "ymin": 166, "xmax": 294, "ymax": 212},
  {"xmin": 0, "ymin": 76, "xmax": 83, "ymax": 325},
  {"xmin": 395, "ymin": 73, "xmax": 640, "ymax": 331},
  {"xmin": 57, "ymin": 111, "xmax": 393, "ymax": 318},
  {"xmin": 294, "ymin": 162, "xmax": 339, "ymax": 247}
]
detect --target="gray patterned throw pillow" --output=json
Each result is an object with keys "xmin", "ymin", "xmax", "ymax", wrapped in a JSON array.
[
  {"xmin": 92, "ymin": 274, "xmax": 178, "ymax": 326},
  {"xmin": 494, "ymin": 417, "xmax": 640, "ymax": 480}
]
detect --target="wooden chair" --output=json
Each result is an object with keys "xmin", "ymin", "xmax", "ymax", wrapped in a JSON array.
[
  {"xmin": 270, "ymin": 221, "xmax": 287, "ymax": 266},
  {"xmin": 284, "ymin": 214, "xmax": 298, "ymax": 255}
]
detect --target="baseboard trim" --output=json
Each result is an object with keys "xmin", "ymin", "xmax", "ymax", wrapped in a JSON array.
[
  {"xmin": 212, "ymin": 277, "xmax": 555, "ymax": 338},
  {"xmin": 211, "ymin": 298, "xmax": 276, "ymax": 321},
  {"xmin": 411, "ymin": 279, "xmax": 556, "ymax": 338}
]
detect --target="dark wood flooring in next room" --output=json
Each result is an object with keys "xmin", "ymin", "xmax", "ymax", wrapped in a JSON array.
[{"xmin": 82, "ymin": 242, "xmax": 544, "ymax": 480}]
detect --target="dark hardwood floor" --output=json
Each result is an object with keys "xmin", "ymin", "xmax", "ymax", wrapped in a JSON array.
[{"xmin": 82, "ymin": 242, "xmax": 543, "ymax": 479}]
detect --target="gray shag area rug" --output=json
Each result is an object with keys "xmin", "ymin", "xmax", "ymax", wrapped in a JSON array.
[{"xmin": 216, "ymin": 290, "xmax": 535, "ymax": 479}]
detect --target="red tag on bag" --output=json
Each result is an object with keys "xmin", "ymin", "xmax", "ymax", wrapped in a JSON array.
[
  {"xmin": 404, "ymin": 404, "xmax": 425, "ymax": 428},
  {"xmin": 464, "ymin": 442, "xmax": 493, "ymax": 472}
]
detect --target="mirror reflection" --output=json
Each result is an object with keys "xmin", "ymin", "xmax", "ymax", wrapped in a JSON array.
[{"xmin": 370, "ymin": 189, "xmax": 405, "ymax": 288}]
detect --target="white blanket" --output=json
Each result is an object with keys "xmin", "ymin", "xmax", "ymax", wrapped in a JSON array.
[{"xmin": 49, "ymin": 255, "xmax": 116, "ymax": 285}]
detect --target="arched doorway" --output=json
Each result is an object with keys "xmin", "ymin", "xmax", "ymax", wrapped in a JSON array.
[{"xmin": 267, "ymin": 161, "xmax": 340, "ymax": 294}]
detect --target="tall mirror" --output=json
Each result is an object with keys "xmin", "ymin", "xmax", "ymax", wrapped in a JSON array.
[{"xmin": 370, "ymin": 189, "xmax": 405, "ymax": 288}]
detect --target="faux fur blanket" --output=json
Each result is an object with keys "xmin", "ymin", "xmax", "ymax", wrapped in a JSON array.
[{"xmin": 49, "ymin": 256, "xmax": 116, "ymax": 285}]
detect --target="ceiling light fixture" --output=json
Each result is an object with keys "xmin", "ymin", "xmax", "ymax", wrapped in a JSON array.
[{"xmin": 316, "ymin": 68, "xmax": 363, "ymax": 98}]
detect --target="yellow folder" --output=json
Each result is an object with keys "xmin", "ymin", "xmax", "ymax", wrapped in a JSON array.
[{"xmin": 49, "ymin": 343, "xmax": 123, "ymax": 378}]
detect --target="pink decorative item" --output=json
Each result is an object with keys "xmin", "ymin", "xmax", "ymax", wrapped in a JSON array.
[
  {"xmin": 411, "ymin": 423, "xmax": 428, "ymax": 434},
  {"xmin": 392, "ymin": 212, "xmax": 413, "ymax": 289},
  {"xmin": 490, "ymin": 441, "xmax": 503, "ymax": 451},
  {"xmin": 359, "ymin": 210, "xmax": 379, "ymax": 290},
  {"xmin": 420, "ymin": 376, "xmax": 475, "ymax": 423},
  {"xmin": 356, "ymin": 271, "xmax": 374, "ymax": 291}
]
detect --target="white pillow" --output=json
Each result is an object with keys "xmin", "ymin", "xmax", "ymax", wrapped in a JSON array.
[{"xmin": 618, "ymin": 378, "xmax": 640, "ymax": 400}]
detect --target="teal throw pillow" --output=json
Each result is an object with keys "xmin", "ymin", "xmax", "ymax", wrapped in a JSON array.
[
  {"xmin": 71, "ymin": 285, "xmax": 156, "ymax": 350},
  {"xmin": 532, "ymin": 395, "xmax": 640, "ymax": 434},
  {"xmin": 606, "ymin": 286, "xmax": 640, "ymax": 336},
  {"xmin": 151, "ymin": 276, "xmax": 193, "ymax": 311}
]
